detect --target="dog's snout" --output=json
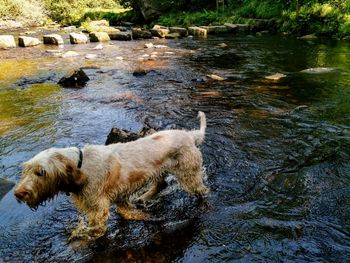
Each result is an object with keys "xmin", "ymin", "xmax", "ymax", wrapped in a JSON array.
[{"xmin": 14, "ymin": 188, "xmax": 29, "ymax": 200}]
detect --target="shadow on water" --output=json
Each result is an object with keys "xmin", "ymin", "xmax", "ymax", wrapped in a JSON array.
[{"xmin": 0, "ymin": 33, "xmax": 349, "ymax": 262}]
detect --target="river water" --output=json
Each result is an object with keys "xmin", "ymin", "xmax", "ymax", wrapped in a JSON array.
[{"xmin": 0, "ymin": 32, "xmax": 349, "ymax": 262}]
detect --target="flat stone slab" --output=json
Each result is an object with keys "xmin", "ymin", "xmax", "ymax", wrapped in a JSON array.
[
  {"xmin": 150, "ymin": 26, "xmax": 169, "ymax": 38},
  {"xmin": 169, "ymin": 27, "xmax": 188, "ymax": 37},
  {"xmin": 224, "ymin": 23, "xmax": 239, "ymax": 32},
  {"xmin": 0, "ymin": 35, "xmax": 16, "ymax": 49},
  {"xmin": 69, "ymin": 32, "xmax": 88, "ymax": 44},
  {"xmin": 89, "ymin": 32, "xmax": 110, "ymax": 42},
  {"xmin": 188, "ymin": 27, "xmax": 207, "ymax": 37},
  {"xmin": 200, "ymin": 25, "xmax": 228, "ymax": 34},
  {"xmin": 18, "ymin": 36, "xmax": 41, "ymax": 47},
  {"xmin": 132, "ymin": 28, "xmax": 152, "ymax": 39},
  {"xmin": 43, "ymin": 34, "xmax": 64, "ymax": 45},
  {"xmin": 108, "ymin": 32, "xmax": 132, "ymax": 41}
]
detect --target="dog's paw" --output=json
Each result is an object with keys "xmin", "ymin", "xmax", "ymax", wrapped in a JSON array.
[{"xmin": 117, "ymin": 206, "xmax": 151, "ymax": 220}]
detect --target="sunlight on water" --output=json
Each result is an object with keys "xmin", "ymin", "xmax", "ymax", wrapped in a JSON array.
[{"xmin": 0, "ymin": 34, "xmax": 349, "ymax": 262}]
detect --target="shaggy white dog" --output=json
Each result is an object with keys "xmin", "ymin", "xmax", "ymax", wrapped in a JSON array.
[{"xmin": 14, "ymin": 111, "xmax": 209, "ymax": 240}]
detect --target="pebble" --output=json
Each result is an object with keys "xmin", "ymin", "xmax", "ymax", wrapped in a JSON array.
[
  {"xmin": 92, "ymin": 44, "xmax": 103, "ymax": 50},
  {"xmin": 144, "ymin": 43, "xmax": 154, "ymax": 48},
  {"xmin": 207, "ymin": 74, "xmax": 225, "ymax": 81},
  {"xmin": 85, "ymin": 54, "xmax": 97, "ymax": 59}
]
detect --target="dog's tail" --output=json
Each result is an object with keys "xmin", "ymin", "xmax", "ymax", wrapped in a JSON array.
[{"xmin": 190, "ymin": 111, "xmax": 206, "ymax": 145}]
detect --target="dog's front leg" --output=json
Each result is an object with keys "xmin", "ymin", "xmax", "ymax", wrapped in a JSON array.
[
  {"xmin": 69, "ymin": 199, "xmax": 110, "ymax": 241},
  {"xmin": 86, "ymin": 202, "xmax": 110, "ymax": 238}
]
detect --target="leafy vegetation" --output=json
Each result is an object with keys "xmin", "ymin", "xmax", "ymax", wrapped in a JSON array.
[
  {"xmin": 0, "ymin": 0, "xmax": 46, "ymax": 25},
  {"xmin": 156, "ymin": 0, "xmax": 350, "ymax": 37},
  {"xmin": 0, "ymin": 0, "xmax": 350, "ymax": 37}
]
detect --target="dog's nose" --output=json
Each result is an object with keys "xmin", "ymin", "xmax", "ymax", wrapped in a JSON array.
[{"xmin": 14, "ymin": 188, "xmax": 29, "ymax": 200}]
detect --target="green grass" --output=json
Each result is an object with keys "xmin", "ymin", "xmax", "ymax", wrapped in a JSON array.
[
  {"xmin": 156, "ymin": 1, "xmax": 350, "ymax": 37},
  {"xmin": 79, "ymin": 8, "xmax": 134, "ymax": 26}
]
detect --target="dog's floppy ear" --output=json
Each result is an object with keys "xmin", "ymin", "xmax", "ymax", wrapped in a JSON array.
[{"xmin": 55, "ymin": 154, "xmax": 87, "ymax": 193}]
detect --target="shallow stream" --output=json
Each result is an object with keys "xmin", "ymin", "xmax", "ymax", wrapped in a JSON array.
[{"xmin": 0, "ymin": 32, "xmax": 349, "ymax": 262}]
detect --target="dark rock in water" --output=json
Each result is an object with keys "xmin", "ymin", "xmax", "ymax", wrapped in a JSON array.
[
  {"xmin": 105, "ymin": 126, "xmax": 157, "ymax": 145},
  {"xmin": 0, "ymin": 178, "xmax": 15, "ymax": 200},
  {"xmin": 132, "ymin": 28, "xmax": 152, "ymax": 39},
  {"xmin": 58, "ymin": 69, "xmax": 90, "ymax": 88},
  {"xmin": 133, "ymin": 69, "xmax": 148, "ymax": 77},
  {"xmin": 108, "ymin": 32, "xmax": 132, "ymax": 41}
]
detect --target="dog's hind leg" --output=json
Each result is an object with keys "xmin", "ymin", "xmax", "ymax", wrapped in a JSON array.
[
  {"xmin": 115, "ymin": 198, "xmax": 150, "ymax": 220},
  {"xmin": 173, "ymin": 149, "xmax": 209, "ymax": 198},
  {"xmin": 177, "ymin": 169, "xmax": 209, "ymax": 198}
]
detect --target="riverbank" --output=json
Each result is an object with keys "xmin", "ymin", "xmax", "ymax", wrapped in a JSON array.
[{"xmin": 155, "ymin": 2, "xmax": 350, "ymax": 38}]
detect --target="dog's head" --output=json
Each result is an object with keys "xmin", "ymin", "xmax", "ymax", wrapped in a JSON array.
[{"xmin": 14, "ymin": 147, "xmax": 87, "ymax": 210}]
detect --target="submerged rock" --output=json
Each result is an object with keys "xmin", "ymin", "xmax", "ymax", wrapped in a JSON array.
[
  {"xmin": 207, "ymin": 74, "xmax": 225, "ymax": 81},
  {"xmin": 58, "ymin": 69, "xmax": 90, "ymax": 88},
  {"xmin": 43, "ymin": 34, "xmax": 64, "ymax": 45},
  {"xmin": 133, "ymin": 68, "xmax": 148, "ymax": 76},
  {"xmin": 85, "ymin": 54, "xmax": 97, "ymax": 60},
  {"xmin": 92, "ymin": 43, "xmax": 104, "ymax": 50},
  {"xmin": 69, "ymin": 32, "xmax": 88, "ymax": 44},
  {"xmin": 0, "ymin": 35, "xmax": 16, "ymax": 49},
  {"xmin": 144, "ymin": 42, "xmax": 154, "ymax": 48},
  {"xmin": 165, "ymin": 33, "xmax": 180, "ymax": 39},
  {"xmin": 61, "ymin": 51, "xmax": 79, "ymax": 58},
  {"xmin": 300, "ymin": 67, "xmax": 342, "ymax": 74},
  {"xmin": 18, "ymin": 36, "xmax": 41, "ymax": 47},
  {"xmin": 265, "ymin": 73, "xmax": 287, "ymax": 81},
  {"xmin": 216, "ymin": 43, "xmax": 228, "ymax": 48},
  {"xmin": 298, "ymin": 33, "xmax": 318, "ymax": 40}
]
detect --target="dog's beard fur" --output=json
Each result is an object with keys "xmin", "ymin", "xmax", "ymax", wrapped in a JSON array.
[{"xmin": 16, "ymin": 152, "xmax": 86, "ymax": 211}]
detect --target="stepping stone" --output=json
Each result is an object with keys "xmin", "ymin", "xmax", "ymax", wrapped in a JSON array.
[
  {"xmin": 169, "ymin": 27, "xmax": 188, "ymax": 37},
  {"xmin": 108, "ymin": 32, "xmax": 132, "ymax": 41},
  {"xmin": 18, "ymin": 36, "xmax": 41, "ymax": 47},
  {"xmin": 89, "ymin": 32, "xmax": 110, "ymax": 42},
  {"xmin": 188, "ymin": 27, "xmax": 207, "ymax": 37},
  {"xmin": 69, "ymin": 32, "xmax": 88, "ymax": 44},
  {"xmin": 0, "ymin": 35, "xmax": 16, "ymax": 49},
  {"xmin": 43, "ymin": 34, "xmax": 64, "ymax": 45},
  {"xmin": 132, "ymin": 28, "xmax": 152, "ymax": 39}
]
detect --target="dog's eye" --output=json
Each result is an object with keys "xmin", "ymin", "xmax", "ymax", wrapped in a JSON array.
[{"xmin": 35, "ymin": 169, "xmax": 46, "ymax": 177}]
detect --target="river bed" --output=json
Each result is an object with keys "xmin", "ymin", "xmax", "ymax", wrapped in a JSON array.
[{"xmin": 0, "ymin": 32, "xmax": 349, "ymax": 262}]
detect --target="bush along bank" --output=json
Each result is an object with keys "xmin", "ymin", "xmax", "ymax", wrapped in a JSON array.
[{"xmin": 154, "ymin": 1, "xmax": 350, "ymax": 39}]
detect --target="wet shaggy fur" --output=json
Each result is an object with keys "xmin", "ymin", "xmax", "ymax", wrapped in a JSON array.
[{"xmin": 14, "ymin": 112, "xmax": 209, "ymax": 240}]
